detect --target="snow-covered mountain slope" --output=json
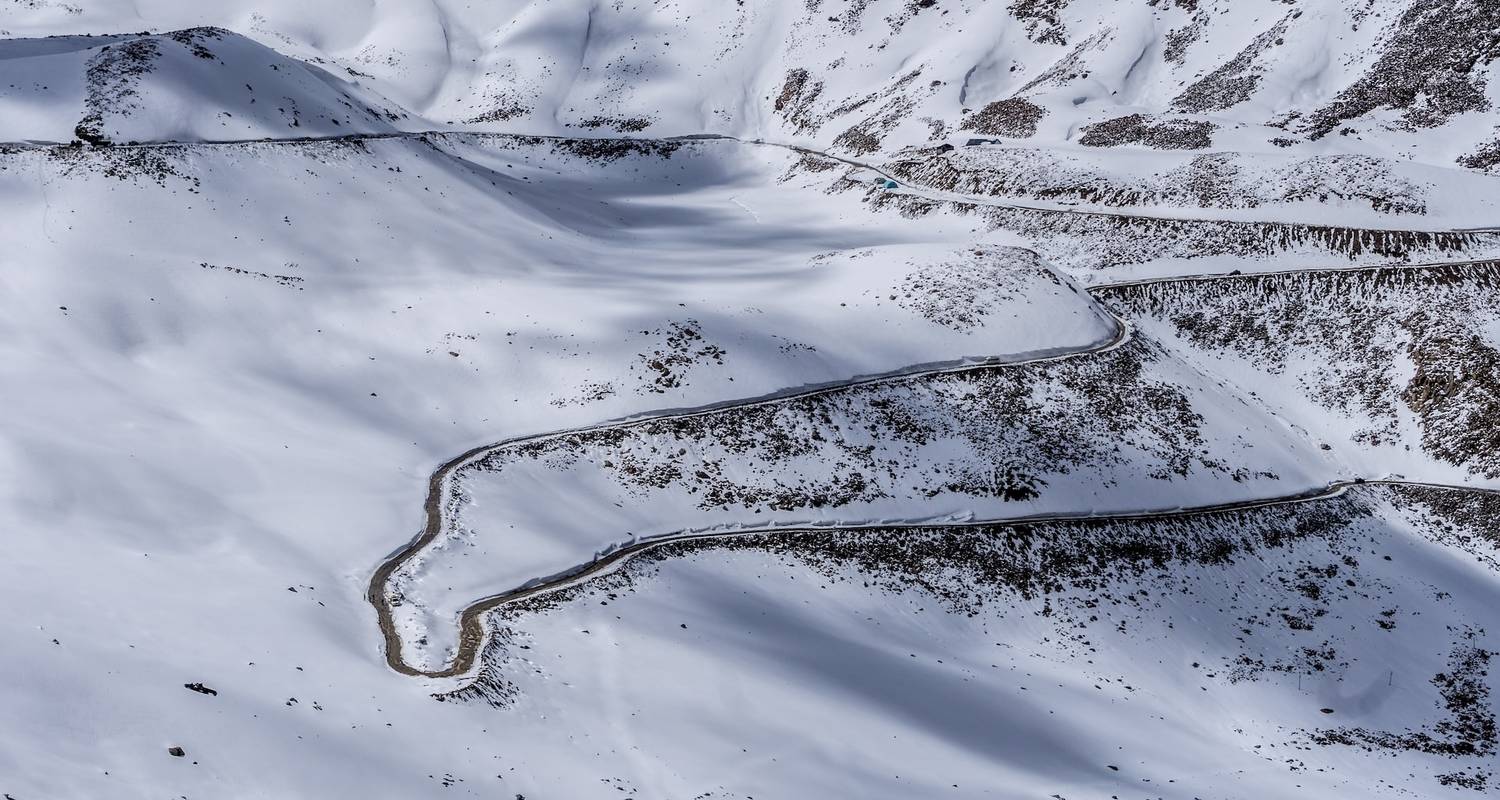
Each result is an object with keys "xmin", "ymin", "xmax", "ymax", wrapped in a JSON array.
[
  {"xmin": 3, "ymin": 0, "xmax": 1500, "ymax": 168},
  {"xmin": 3, "ymin": 135, "xmax": 1079, "ymax": 437},
  {"xmin": 4, "ymin": 2, "xmax": 1500, "ymax": 798},
  {"xmin": 883, "ymin": 142, "xmax": 1500, "ymax": 228},
  {"xmin": 444, "ymin": 484, "xmax": 1500, "ymax": 798},
  {"xmin": 1099, "ymin": 261, "xmax": 1500, "ymax": 480},
  {"xmin": 388, "ymin": 329, "xmax": 1340, "ymax": 671},
  {"xmin": 0, "ymin": 27, "xmax": 408, "ymax": 144},
  {"xmin": 387, "ymin": 257, "xmax": 1500, "ymax": 678}
]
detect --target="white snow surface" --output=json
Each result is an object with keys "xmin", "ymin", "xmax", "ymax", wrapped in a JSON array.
[
  {"xmin": 3, "ymin": 1, "xmax": 1500, "ymax": 798},
  {"xmin": 3, "ymin": 0, "xmax": 1500, "ymax": 168}
]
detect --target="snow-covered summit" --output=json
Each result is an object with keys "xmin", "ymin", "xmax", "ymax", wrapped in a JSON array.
[
  {"xmin": 4, "ymin": 0, "xmax": 1498, "ymax": 169},
  {"xmin": 0, "ymin": 27, "xmax": 407, "ymax": 144}
]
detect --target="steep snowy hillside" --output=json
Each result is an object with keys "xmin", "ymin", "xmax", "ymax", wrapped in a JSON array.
[
  {"xmin": 446, "ymin": 484, "xmax": 1500, "ymax": 798},
  {"xmin": 0, "ymin": 28, "xmax": 408, "ymax": 144},
  {"xmin": 3, "ymin": 1, "xmax": 1500, "ymax": 799},
  {"xmin": 883, "ymin": 142, "xmax": 1500, "ymax": 227},
  {"xmin": 5, "ymin": 0, "xmax": 1499, "ymax": 168},
  {"xmin": 386, "ymin": 330, "xmax": 1337, "ymax": 672},
  {"xmin": 862, "ymin": 176, "xmax": 1500, "ymax": 281},
  {"xmin": 1099, "ymin": 261, "xmax": 1500, "ymax": 480}
]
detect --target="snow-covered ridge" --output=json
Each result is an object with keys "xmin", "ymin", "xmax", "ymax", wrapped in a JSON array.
[
  {"xmin": 0, "ymin": 27, "xmax": 407, "ymax": 144},
  {"xmin": 3, "ymin": 1, "xmax": 1499, "ymax": 168}
]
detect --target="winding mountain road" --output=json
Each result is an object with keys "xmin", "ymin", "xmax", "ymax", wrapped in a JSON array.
[
  {"xmin": 45, "ymin": 128, "xmax": 1480, "ymax": 682},
  {"xmin": 367, "ymin": 311, "xmax": 1131, "ymax": 680},
  {"xmin": 25, "ymin": 130, "xmax": 1495, "ymax": 682},
  {"xmin": 349, "ymin": 132, "xmax": 1500, "ymax": 682},
  {"xmin": 367, "ymin": 254, "xmax": 1500, "ymax": 682}
]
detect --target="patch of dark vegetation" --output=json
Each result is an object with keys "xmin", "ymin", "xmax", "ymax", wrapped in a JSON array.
[
  {"xmin": 457, "ymin": 335, "xmax": 1221, "ymax": 528},
  {"xmin": 1162, "ymin": 10, "xmax": 1206, "ymax": 64},
  {"xmin": 886, "ymin": 149, "xmax": 1425, "ymax": 215},
  {"xmin": 76, "ymin": 36, "xmax": 162, "ymax": 146},
  {"xmin": 1459, "ymin": 135, "xmax": 1500, "ymax": 173},
  {"xmin": 866, "ymin": 189, "xmax": 1496, "ymax": 272},
  {"xmin": 833, "ymin": 125, "xmax": 883, "ymax": 155},
  {"xmin": 464, "ymin": 104, "xmax": 530, "ymax": 125},
  {"xmin": 551, "ymin": 138, "xmax": 680, "ymax": 162},
  {"xmin": 960, "ymin": 98, "xmax": 1047, "ymax": 138},
  {"xmin": 1437, "ymin": 769, "xmax": 1491, "ymax": 791},
  {"xmin": 827, "ymin": 0, "xmax": 877, "ymax": 35},
  {"xmin": 1394, "ymin": 484, "xmax": 1500, "ymax": 572},
  {"xmin": 1402, "ymin": 320, "xmax": 1500, "ymax": 478},
  {"xmin": 874, "ymin": 247, "xmax": 1066, "ymax": 332},
  {"xmin": 573, "ymin": 116, "xmax": 654, "ymax": 134},
  {"xmin": 780, "ymin": 152, "xmax": 841, "ymax": 182},
  {"xmin": 1304, "ymin": 0, "xmax": 1500, "ymax": 139},
  {"xmin": 731, "ymin": 495, "xmax": 1368, "ymax": 618},
  {"xmin": 1008, "ymin": 0, "xmax": 1071, "ymax": 46},
  {"xmin": 166, "ymin": 26, "xmax": 224, "ymax": 60},
  {"xmin": 775, "ymin": 64, "xmax": 924, "ymax": 147},
  {"xmin": 885, "ymin": 0, "xmax": 942, "ymax": 35},
  {"xmin": 3, "ymin": 0, "xmax": 84, "ymax": 15},
  {"xmin": 630, "ymin": 320, "xmax": 727, "ymax": 394},
  {"xmin": 551, "ymin": 381, "xmax": 617, "ymax": 408},
  {"xmin": 774, "ymin": 68, "xmax": 824, "ymax": 134},
  {"xmin": 1172, "ymin": 16, "xmax": 1289, "ymax": 112},
  {"xmin": 200, "ymin": 261, "xmax": 304, "ymax": 290},
  {"xmin": 828, "ymin": 71, "xmax": 924, "ymax": 156},
  {"xmin": 435, "ymin": 626, "xmax": 526, "ymax": 707},
  {"xmin": 1019, "ymin": 28, "xmax": 1113, "ymax": 93},
  {"xmin": 46, "ymin": 141, "xmax": 199, "ymax": 187},
  {"xmin": 1079, "ymin": 114, "xmax": 1215, "ymax": 150}
]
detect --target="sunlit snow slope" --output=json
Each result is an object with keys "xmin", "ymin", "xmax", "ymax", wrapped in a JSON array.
[{"xmin": 3, "ymin": 2, "xmax": 1500, "ymax": 799}]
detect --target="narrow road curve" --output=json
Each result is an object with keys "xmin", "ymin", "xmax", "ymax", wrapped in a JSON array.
[
  {"xmin": 368, "ymin": 254, "xmax": 1500, "ymax": 681},
  {"xmin": 373, "ymin": 473, "xmax": 1499, "ymax": 681},
  {"xmin": 366, "ymin": 314, "xmax": 1129, "ymax": 680}
]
